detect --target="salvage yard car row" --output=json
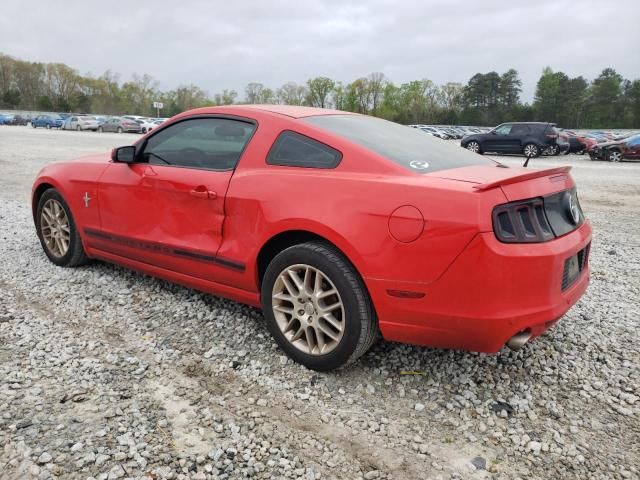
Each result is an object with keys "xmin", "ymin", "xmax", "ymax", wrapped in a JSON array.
[
  {"xmin": 410, "ymin": 122, "xmax": 640, "ymax": 162},
  {"xmin": 0, "ymin": 112, "xmax": 167, "ymax": 134}
]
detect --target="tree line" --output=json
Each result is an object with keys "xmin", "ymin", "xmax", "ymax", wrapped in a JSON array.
[{"xmin": 1, "ymin": 53, "xmax": 638, "ymax": 128}]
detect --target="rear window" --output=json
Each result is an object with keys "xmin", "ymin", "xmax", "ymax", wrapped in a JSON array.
[
  {"xmin": 303, "ymin": 115, "xmax": 492, "ymax": 173},
  {"xmin": 267, "ymin": 131, "xmax": 341, "ymax": 169}
]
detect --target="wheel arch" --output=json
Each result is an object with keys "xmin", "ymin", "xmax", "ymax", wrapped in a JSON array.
[
  {"xmin": 256, "ymin": 229, "xmax": 368, "ymax": 292},
  {"xmin": 32, "ymin": 181, "xmax": 58, "ymax": 222}
]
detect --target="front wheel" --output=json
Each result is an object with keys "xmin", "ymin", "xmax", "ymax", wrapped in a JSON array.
[
  {"xmin": 523, "ymin": 143, "xmax": 540, "ymax": 158},
  {"xmin": 609, "ymin": 150, "xmax": 622, "ymax": 162},
  {"xmin": 98, "ymin": 126, "xmax": 103, "ymax": 133},
  {"xmin": 76, "ymin": 125, "xmax": 81, "ymax": 131},
  {"xmin": 465, "ymin": 141, "xmax": 482, "ymax": 154},
  {"xmin": 36, "ymin": 189, "xmax": 89, "ymax": 268},
  {"xmin": 46, "ymin": 123, "xmax": 51, "ymax": 129},
  {"xmin": 261, "ymin": 242, "xmax": 378, "ymax": 371},
  {"xmin": 117, "ymin": 127, "xmax": 123, "ymax": 133}
]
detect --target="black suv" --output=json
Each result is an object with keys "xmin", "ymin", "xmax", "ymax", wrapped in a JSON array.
[{"xmin": 461, "ymin": 122, "xmax": 559, "ymax": 158}]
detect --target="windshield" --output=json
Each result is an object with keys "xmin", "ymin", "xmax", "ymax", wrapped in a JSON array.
[{"xmin": 304, "ymin": 115, "xmax": 493, "ymax": 173}]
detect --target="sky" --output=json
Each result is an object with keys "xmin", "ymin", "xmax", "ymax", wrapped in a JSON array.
[{"xmin": 1, "ymin": 0, "xmax": 638, "ymax": 102}]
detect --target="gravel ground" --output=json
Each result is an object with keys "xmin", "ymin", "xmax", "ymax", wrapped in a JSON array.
[{"xmin": 0, "ymin": 126, "xmax": 638, "ymax": 480}]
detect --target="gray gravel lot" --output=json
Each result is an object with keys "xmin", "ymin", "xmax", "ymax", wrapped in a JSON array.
[{"xmin": 0, "ymin": 126, "xmax": 638, "ymax": 480}]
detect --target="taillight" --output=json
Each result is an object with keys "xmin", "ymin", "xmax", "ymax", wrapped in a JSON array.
[{"xmin": 493, "ymin": 198, "xmax": 554, "ymax": 243}]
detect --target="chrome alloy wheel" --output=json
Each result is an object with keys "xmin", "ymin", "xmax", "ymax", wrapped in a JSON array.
[
  {"xmin": 466, "ymin": 141, "xmax": 480, "ymax": 153},
  {"xmin": 609, "ymin": 150, "xmax": 622, "ymax": 162},
  {"xmin": 40, "ymin": 199, "xmax": 71, "ymax": 258},
  {"xmin": 524, "ymin": 144, "xmax": 539, "ymax": 157},
  {"xmin": 271, "ymin": 264, "xmax": 345, "ymax": 355}
]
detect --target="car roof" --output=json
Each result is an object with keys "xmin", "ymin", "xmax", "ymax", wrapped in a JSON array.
[{"xmin": 185, "ymin": 104, "xmax": 353, "ymax": 119}]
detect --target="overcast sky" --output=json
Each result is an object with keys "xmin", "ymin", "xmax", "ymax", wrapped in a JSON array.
[{"xmin": 1, "ymin": 0, "xmax": 638, "ymax": 102}]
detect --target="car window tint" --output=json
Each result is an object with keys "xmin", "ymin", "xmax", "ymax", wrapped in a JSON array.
[
  {"xmin": 495, "ymin": 124, "xmax": 512, "ymax": 135},
  {"xmin": 143, "ymin": 117, "xmax": 256, "ymax": 171},
  {"xmin": 511, "ymin": 124, "xmax": 529, "ymax": 135},
  {"xmin": 304, "ymin": 115, "xmax": 492, "ymax": 174},
  {"xmin": 267, "ymin": 131, "xmax": 341, "ymax": 169}
]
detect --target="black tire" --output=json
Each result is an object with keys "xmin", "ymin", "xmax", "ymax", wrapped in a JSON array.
[
  {"xmin": 76, "ymin": 125, "xmax": 81, "ymax": 131},
  {"xmin": 523, "ymin": 143, "xmax": 540, "ymax": 158},
  {"xmin": 117, "ymin": 127, "xmax": 123, "ymax": 134},
  {"xmin": 98, "ymin": 126, "xmax": 103, "ymax": 133},
  {"xmin": 46, "ymin": 123, "xmax": 51, "ymax": 129},
  {"xmin": 32, "ymin": 123, "xmax": 36, "ymax": 128},
  {"xmin": 261, "ymin": 241, "xmax": 378, "ymax": 371},
  {"xmin": 35, "ymin": 189, "xmax": 90, "ymax": 268}
]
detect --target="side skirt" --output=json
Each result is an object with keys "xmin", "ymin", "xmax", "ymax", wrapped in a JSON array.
[{"xmin": 87, "ymin": 247, "xmax": 262, "ymax": 308}]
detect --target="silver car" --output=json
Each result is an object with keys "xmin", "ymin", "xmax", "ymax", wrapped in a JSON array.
[
  {"xmin": 63, "ymin": 115, "xmax": 100, "ymax": 131},
  {"xmin": 97, "ymin": 117, "xmax": 143, "ymax": 133}
]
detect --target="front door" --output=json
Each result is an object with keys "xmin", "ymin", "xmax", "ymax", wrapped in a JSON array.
[
  {"xmin": 92, "ymin": 116, "xmax": 256, "ymax": 281},
  {"xmin": 484, "ymin": 123, "xmax": 513, "ymax": 153}
]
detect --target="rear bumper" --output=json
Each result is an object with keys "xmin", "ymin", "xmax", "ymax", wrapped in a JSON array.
[{"xmin": 367, "ymin": 221, "xmax": 592, "ymax": 353}]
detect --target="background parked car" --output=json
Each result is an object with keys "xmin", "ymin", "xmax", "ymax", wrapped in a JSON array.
[
  {"xmin": 31, "ymin": 114, "xmax": 63, "ymax": 129},
  {"xmin": 97, "ymin": 117, "xmax": 142, "ymax": 133},
  {"xmin": 588, "ymin": 134, "xmax": 640, "ymax": 162},
  {"xmin": 62, "ymin": 115, "xmax": 100, "ymax": 131},
  {"xmin": 135, "ymin": 118, "xmax": 157, "ymax": 133},
  {"xmin": 6, "ymin": 114, "xmax": 29, "ymax": 126},
  {"xmin": 0, "ymin": 114, "xmax": 14, "ymax": 125},
  {"xmin": 461, "ymin": 122, "xmax": 560, "ymax": 158}
]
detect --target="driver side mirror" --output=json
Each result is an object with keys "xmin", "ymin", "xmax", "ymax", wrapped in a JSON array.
[
  {"xmin": 111, "ymin": 146, "xmax": 136, "ymax": 163},
  {"xmin": 490, "ymin": 130, "xmax": 497, "ymax": 135}
]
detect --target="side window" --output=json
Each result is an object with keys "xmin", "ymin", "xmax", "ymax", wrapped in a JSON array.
[
  {"xmin": 627, "ymin": 136, "xmax": 640, "ymax": 146},
  {"xmin": 511, "ymin": 124, "xmax": 529, "ymax": 135},
  {"xmin": 494, "ymin": 124, "xmax": 512, "ymax": 135},
  {"xmin": 267, "ymin": 131, "xmax": 342, "ymax": 169},
  {"xmin": 142, "ymin": 117, "xmax": 256, "ymax": 170}
]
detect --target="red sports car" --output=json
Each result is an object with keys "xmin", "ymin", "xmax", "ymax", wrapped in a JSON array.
[{"xmin": 32, "ymin": 105, "xmax": 591, "ymax": 370}]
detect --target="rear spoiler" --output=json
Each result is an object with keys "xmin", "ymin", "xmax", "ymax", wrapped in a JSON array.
[{"xmin": 473, "ymin": 166, "xmax": 572, "ymax": 192}]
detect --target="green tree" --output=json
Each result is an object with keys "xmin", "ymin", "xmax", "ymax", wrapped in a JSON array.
[{"xmin": 306, "ymin": 77, "xmax": 334, "ymax": 108}]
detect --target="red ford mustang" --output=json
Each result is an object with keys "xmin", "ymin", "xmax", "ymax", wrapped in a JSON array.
[{"xmin": 32, "ymin": 105, "xmax": 591, "ymax": 370}]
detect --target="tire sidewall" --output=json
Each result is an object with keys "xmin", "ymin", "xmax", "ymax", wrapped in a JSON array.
[
  {"xmin": 36, "ymin": 189, "xmax": 82, "ymax": 267},
  {"xmin": 261, "ymin": 244, "xmax": 366, "ymax": 371}
]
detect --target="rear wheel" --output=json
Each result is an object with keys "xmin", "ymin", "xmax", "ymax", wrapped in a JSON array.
[
  {"xmin": 609, "ymin": 150, "xmax": 622, "ymax": 162},
  {"xmin": 36, "ymin": 189, "xmax": 89, "ymax": 268},
  {"xmin": 261, "ymin": 242, "xmax": 378, "ymax": 371},
  {"xmin": 546, "ymin": 145, "xmax": 560, "ymax": 156},
  {"xmin": 523, "ymin": 143, "xmax": 540, "ymax": 158},
  {"xmin": 466, "ymin": 140, "xmax": 481, "ymax": 154},
  {"xmin": 117, "ymin": 126, "xmax": 123, "ymax": 134}
]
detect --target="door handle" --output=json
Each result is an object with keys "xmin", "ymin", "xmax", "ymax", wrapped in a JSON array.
[{"xmin": 190, "ymin": 187, "xmax": 217, "ymax": 199}]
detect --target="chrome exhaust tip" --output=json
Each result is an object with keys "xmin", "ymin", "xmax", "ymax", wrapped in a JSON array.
[{"xmin": 506, "ymin": 331, "xmax": 532, "ymax": 351}]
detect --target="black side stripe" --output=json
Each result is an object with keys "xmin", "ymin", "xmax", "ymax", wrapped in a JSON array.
[{"xmin": 84, "ymin": 228, "xmax": 245, "ymax": 272}]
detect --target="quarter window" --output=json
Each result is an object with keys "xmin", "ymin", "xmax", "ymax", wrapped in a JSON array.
[
  {"xmin": 267, "ymin": 131, "xmax": 341, "ymax": 168},
  {"xmin": 142, "ymin": 117, "xmax": 255, "ymax": 170}
]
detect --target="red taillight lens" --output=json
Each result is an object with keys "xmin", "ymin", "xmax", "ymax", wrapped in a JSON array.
[{"xmin": 492, "ymin": 198, "xmax": 554, "ymax": 243}]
